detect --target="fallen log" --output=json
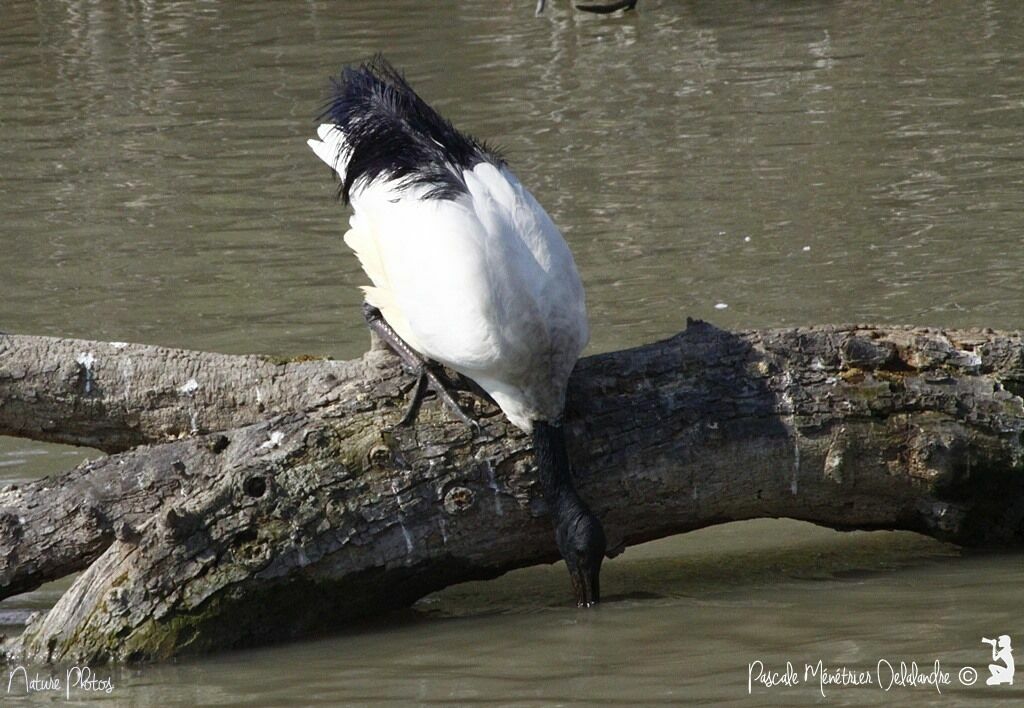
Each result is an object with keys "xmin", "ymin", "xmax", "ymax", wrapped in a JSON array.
[{"xmin": 1, "ymin": 322, "xmax": 1023, "ymax": 664}]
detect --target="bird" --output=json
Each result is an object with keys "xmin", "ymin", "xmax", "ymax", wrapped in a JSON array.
[
  {"xmin": 307, "ymin": 57, "xmax": 606, "ymax": 607},
  {"xmin": 535, "ymin": 0, "xmax": 638, "ymax": 15}
]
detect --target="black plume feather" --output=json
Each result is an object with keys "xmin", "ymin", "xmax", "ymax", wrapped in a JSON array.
[{"xmin": 318, "ymin": 56, "xmax": 504, "ymax": 204}]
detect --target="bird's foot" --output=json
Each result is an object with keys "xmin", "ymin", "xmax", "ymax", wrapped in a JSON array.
[
  {"xmin": 398, "ymin": 364, "xmax": 480, "ymax": 431},
  {"xmin": 362, "ymin": 302, "xmax": 481, "ymax": 430}
]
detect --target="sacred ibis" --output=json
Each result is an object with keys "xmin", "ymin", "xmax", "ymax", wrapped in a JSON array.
[{"xmin": 307, "ymin": 58, "xmax": 606, "ymax": 607}]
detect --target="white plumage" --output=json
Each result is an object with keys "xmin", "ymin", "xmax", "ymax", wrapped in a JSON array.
[{"xmin": 308, "ymin": 127, "xmax": 588, "ymax": 432}]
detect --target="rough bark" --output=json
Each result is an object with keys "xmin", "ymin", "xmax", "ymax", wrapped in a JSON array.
[
  {"xmin": 0, "ymin": 334, "xmax": 370, "ymax": 453},
  {"xmin": 1, "ymin": 323, "xmax": 1023, "ymax": 664}
]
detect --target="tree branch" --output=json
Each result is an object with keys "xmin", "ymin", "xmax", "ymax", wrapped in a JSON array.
[
  {"xmin": 2, "ymin": 323, "xmax": 1023, "ymax": 664},
  {"xmin": 0, "ymin": 334, "xmax": 381, "ymax": 452}
]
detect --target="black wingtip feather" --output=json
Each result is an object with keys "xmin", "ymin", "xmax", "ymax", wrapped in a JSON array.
[{"xmin": 317, "ymin": 55, "xmax": 504, "ymax": 205}]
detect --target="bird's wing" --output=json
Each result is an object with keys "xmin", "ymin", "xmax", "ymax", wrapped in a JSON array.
[
  {"xmin": 351, "ymin": 179, "xmax": 505, "ymax": 372},
  {"xmin": 348, "ymin": 162, "xmax": 588, "ymax": 427}
]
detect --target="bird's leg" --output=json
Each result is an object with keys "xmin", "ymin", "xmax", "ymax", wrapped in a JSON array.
[
  {"xmin": 362, "ymin": 303, "xmax": 480, "ymax": 429},
  {"xmin": 397, "ymin": 369, "xmax": 429, "ymax": 427}
]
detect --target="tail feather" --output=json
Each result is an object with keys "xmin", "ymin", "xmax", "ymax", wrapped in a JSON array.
[
  {"xmin": 306, "ymin": 124, "xmax": 348, "ymax": 178},
  {"xmin": 344, "ymin": 219, "xmax": 422, "ymax": 352}
]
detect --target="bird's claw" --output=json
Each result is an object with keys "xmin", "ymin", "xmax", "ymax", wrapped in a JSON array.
[{"xmin": 393, "ymin": 363, "xmax": 482, "ymax": 432}]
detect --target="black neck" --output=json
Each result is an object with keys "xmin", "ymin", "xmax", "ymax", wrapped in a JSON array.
[
  {"xmin": 532, "ymin": 421, "xmax": 584, "ymax": 511},
  {"xmin": 532, "ymin": 420, "xmax": 606, "ymax": 607}
]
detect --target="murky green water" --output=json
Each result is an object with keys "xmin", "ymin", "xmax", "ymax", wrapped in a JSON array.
[{"xmin": 2, "ymin": 0, "xmax": 1024, "ymax": 704}]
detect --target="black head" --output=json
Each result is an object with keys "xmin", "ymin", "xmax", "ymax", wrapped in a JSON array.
[{"xmin": 554, "ymin": 502, "xmax": 607, "ymax": 607}]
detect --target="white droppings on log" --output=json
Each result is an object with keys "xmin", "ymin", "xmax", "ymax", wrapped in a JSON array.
[
  {"xmin": 481, "ymin": 458, "xmax": 503, "ymax": 516},
  {"xmin": 391, "ymin": 481, "xmax": 414, "ymax": 554},
  {"xmin": 110, "ymin": 342, "xmax": 129, "ymax": 350},
  {"xmin": 178, "ymin": 378, "xmax": 199, "ymax": 395},
  {"xmin": 260, "ymin": 431, "xmax": 284, "ymax": 449},
  {"xmin": 780, "ymin": 371, "xmax": 800, "ymax": 495},
  {"xmin": 121, "ymin": 356, "xmax": 134, "ymax": 402},
  {"xmin": 824, "ymin": 440, "xmax": 844, "ymax": 483},
  {"xmin": 954, "ymin": 349, "xmax": 982, "ymax": 369},
  {"xmin": 75, "ymin": 352, "xmax": 96, "ymax": 394},
  {"xmin": 791, "ymin": 442, "xmax": 800, "ymax": 495},
  {"xmin": 398, "ymin": 524, "xmax": 413, "ymax": 554}
]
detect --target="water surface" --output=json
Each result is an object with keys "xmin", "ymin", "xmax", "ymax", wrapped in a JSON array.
[{"xmin": 2, "ymin": 0, "xmax": 1024, "ymax": 704}]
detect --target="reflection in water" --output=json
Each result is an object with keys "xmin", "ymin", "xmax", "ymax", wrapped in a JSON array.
[{"xmin": 2, "ymin": 0, "xmax": 1024, "ymax": 704}]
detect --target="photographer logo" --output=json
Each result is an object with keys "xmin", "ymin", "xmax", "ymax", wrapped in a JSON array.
[
  {"xmin": 982, "ymin": 635, "xmax": 1013, "ymax": 686},
  {"xmin": 746, "ymin": 633, "xmax": 1016, "ymax": 696}
]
